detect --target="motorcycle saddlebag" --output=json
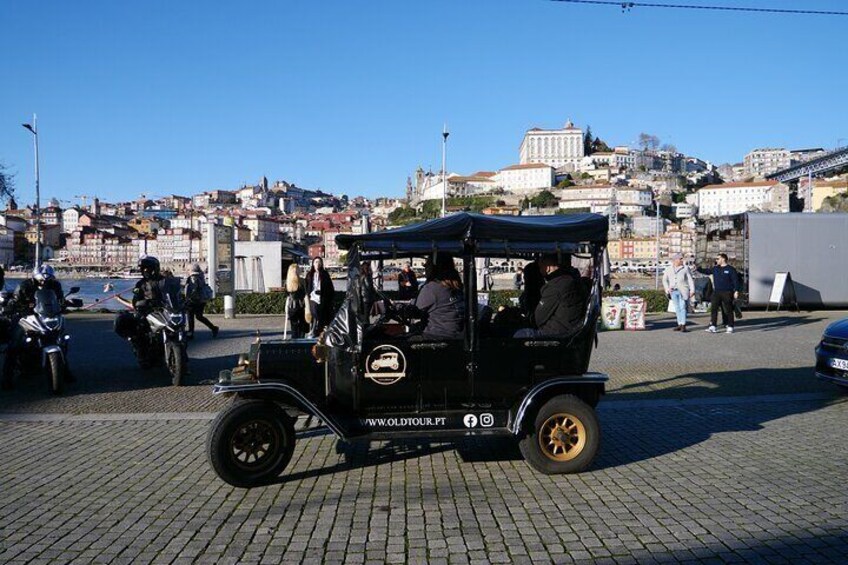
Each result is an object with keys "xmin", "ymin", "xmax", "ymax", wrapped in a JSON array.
[{"xmin": 114, "ymin": 311, "xmax": 138, "ymax": 339}]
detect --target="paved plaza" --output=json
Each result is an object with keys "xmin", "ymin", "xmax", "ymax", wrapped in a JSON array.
[{"xmin": 1, "ymin": 311, "xmax": 847, "ymax": 563}]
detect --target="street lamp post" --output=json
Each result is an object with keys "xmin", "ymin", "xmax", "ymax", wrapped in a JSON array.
[
  {"xmin": 22, "ymin": 115, "xmax": 41, "ymax": 268},
  {"xmin": 655, "ymin": 200, "xmax": 661, "ymax": 290},
  {"xmin": 441, "ymin": 124, "xmax": 450, "ymax": 218}
]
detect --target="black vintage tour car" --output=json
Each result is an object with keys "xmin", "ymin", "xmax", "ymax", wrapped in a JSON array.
[{"xmin": 207, "ymin": 213, "xmax": 610, "ymax": 487}]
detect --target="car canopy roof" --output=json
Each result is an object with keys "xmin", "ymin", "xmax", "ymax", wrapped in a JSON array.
[{"xmin": 336, "ymin": 212, "xmax": 608, "ymax": 254}]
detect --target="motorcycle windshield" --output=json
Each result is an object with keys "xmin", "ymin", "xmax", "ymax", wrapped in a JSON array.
[{"xmin": 34, "ymin": 289, "xmax": 62, "ymax": 318}]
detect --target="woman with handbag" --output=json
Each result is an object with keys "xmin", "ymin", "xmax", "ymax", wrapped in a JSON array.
[
  {"xmin": 662, "ymin": 254, "xmax": 695, "ymax": 332},
  {"xmin": 284, "ymin": 264, "xmax": 308, "ymax": 339},
  {"xmin": 184, "ymin": 264, "xmax": 219, "ymax": 339}
]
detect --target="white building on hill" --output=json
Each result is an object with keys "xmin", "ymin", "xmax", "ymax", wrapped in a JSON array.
[
  {"xmin": 519, "ymin": 120, "xmax": 585, "ymax": 170},
  {"xmin": 496, "ymin": 163, "xmax": 555, "ymax": 195},
  {"xmin": 696, "ymin": 181, "xmax": 790, "ymax": 216}
]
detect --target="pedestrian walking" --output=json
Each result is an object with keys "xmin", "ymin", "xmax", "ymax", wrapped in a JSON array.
[
  {"xmin": 698, "ymin": 253, "xmax": 740, "ymax": 334},
  {"xmin": 513, "ymin": 267, "xmax": 524, "ymax": 291},
  {"xmin": 305, "ymin": 257, "xmax": 335, "ymax": 337},
  {"xmin": 662, "ymin": 253, "xmax": 695, "ymax": 332},
  {"xmin": 284, "ymin": 264, "xmax": 308, "ymax": 339},
  {"xmin": 481, "ymin": 265, "xmax": 493, "ymax": 291},
  {"xmin": 184, "ymin": 264, "xmax": 218, "ymax": 339}
]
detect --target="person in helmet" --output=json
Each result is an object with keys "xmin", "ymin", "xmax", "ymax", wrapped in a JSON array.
[
  {"xmin": 131, "ymin": 256, "xmax": 178, "ymax": 313},
  {"xmin": 114, "ymin": 256, "xmax": 182, "ymax": 367},
  {"xmin": 2, "ymin": 264, "xmax": 69, "ymax": 390},
  {"xmin": 14, "ymin": 265, "xmax": 65, "ymax": 314}
]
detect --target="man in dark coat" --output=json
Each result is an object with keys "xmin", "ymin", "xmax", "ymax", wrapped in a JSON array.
[{"xmin": 533, "ymin": 254, "xmax": 587, "ymax": 337}]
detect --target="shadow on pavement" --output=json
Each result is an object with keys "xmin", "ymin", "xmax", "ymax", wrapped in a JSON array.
[
  {"xmin": 733, "ymin": 315, "xmax": 825, "ymax": 332},
  {"xmin": 611, "ymin": 365, "xmax": 836, "ymax": 400},
  {"xmin": 0, "ymin": 314, "xmax": 247, "ymax": 411},
  {"xmin": 594, "ymin": 367, "xmax": 846, "ymax": 471}
]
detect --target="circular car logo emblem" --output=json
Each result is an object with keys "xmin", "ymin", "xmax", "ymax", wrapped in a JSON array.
[{"xmin": 364, "ymin": 345, "xmax": 407, "ymax": 385}]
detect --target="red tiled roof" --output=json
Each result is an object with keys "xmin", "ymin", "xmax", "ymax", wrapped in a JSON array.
[{"xmin": 500, "ymin": 163, "xmax": 553, "ymax": 171}]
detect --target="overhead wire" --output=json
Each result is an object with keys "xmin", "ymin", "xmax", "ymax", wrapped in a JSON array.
[{"xmin": 550, "ymin": 0, "xmax": 848, "ymax": 16}]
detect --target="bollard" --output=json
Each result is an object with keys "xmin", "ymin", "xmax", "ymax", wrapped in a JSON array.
[{"xmin": 224, "ymin": 294, "xmax": 235, "ymax": 319}]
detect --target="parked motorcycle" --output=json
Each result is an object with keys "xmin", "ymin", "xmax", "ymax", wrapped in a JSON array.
[
  {"xmin": 119, "ymin": 294, "xmax": 189, "ymax": 386},
  {"xmin": 8, "ymin": 287, "xmax": 83, "ymax": 395}
]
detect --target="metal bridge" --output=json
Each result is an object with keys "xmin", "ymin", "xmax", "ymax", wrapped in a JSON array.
[{"xmin": 767, "ymin": 146, "xmax": 848, "ymax": 182}]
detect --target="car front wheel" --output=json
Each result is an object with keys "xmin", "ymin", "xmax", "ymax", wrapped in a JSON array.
[
  {"xmin": 519, "ymin": 394, "xmax": 600, "ymax": 474},
  {"xmin": 207, "ymin": 400, "xmax": 296, "ymax": 488}
]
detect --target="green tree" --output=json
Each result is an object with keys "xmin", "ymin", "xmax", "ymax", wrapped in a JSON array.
[
  {"xmin": 584, "ymin": 126, "xmax": 594, "ymax": 155},
  {"xmin": 592, "ymin": 138, "xmax": 612, "ymax": 153},
  {"xmin": 557, "ymin": 178, "xmax": 574, "ymax": 188},
  {"xmin": 529, "ymin": 190, "xmax": 559, "ymax": 208}
]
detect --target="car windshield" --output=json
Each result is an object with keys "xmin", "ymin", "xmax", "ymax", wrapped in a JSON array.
[{"xmin": 34, "ymin": 289, "xmax": 62, "ymax": 318}]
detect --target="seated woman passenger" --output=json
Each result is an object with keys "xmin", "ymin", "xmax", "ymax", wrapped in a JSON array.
[{"xmin": 413, "ymin": 255, "xmax": 465, "ymax": 339}]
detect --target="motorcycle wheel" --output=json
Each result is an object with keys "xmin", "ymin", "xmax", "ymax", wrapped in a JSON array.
[
  {"xmin": 166, "ymin": 341, "xmax": 186, "ymax": 386},
  {"xmin": 47, "ymin": 350, "xmax": 65, "ymax": 396}
]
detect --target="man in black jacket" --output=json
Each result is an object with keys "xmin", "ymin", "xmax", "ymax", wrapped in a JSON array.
[
  {"xmin": 699, "ymin": 253, "xmax": 740, "ymax": 334},
  {"xmin": 533, "ymin": 254, "xmax": 587, "ymax": 337}
]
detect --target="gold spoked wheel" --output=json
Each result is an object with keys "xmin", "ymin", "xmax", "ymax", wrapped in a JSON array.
[{"xmin": 539, "ymin": 412, "xmax": 586, "ymax": 462}]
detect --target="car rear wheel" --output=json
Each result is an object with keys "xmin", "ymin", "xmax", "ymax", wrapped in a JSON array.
[
  {"xmin": 519, "ymin": 394, "xmax": 599, "ymax": 474},
  {"xmin": 207, "ymin": 399, "xmax": 296, "ymax": 488}
]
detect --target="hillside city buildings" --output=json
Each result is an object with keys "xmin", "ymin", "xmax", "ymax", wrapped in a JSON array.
[{"xmin": 3, "ymin": 118, "xmax": 846, "ymax": 277}]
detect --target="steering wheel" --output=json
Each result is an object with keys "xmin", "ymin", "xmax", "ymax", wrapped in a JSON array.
[{"xmin": 373, "ymin": 287, "xmax": 416, "ymax": 327}]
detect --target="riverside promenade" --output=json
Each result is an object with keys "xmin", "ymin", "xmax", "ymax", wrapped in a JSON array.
[{"xmin": 1, "ymin": 311, "xmax": 846, "ymax": 564}]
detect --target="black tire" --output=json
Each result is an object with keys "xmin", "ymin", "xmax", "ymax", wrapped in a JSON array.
[
  {"xmin": 166, "ymin": 342, "xmax": 186, "ymax": 386},
  {"xmin": 518, "ymin": 394, "xmax": 599, "ymax": 475},
  {"xmin": 47, "ymin": 350, "xmax": 65, "ymax": 396},
  {"xmin": 207, "ymin": 400, "xmax": 296, "ymax": 488}
]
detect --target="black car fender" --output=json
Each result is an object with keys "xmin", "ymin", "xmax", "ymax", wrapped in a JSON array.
[
  {"xmin": 213, "ymin": 381, "xmax": 348, "ymax": 439},
  {"xmin": 509, "ymin": 374, "xmax": 609, "ymax": 435}
]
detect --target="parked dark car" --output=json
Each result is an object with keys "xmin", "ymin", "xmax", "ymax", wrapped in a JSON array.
[
  {"xmin": 206, "ymin": 213, "xmax": 611, "ymax": 487},
  {"xmin": 815, "ymin": 317, "xmax": 848, "ymax": 389}
]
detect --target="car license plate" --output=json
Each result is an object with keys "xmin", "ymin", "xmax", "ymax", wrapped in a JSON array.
[{"xmin": 830, "ymin": 358, "xmax": 848, "ymax": 371}]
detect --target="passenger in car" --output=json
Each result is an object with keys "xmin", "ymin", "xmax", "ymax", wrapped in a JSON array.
[
  {"xmin": 412, "ymin": 255, "xmax": 465, "ymax": 340},
  {"xmin": 535, "ymin": 254, "xmax": 587, "ymax": 336},
  {"xmin": 519, "ymin": 260, "xmax": 543, "ymax": 324},
  {"xmin": 514, "ymin": 254, "xmax": 586, "ymax": 338}
]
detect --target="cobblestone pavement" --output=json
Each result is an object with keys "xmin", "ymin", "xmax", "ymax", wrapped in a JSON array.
[
  {"xmin": 1, "ymin": 311, "xmax": 847, "ymax": 563},
  {"xmin": 0, "ymin": 396, "xmax": 846, "ymax": 564}
]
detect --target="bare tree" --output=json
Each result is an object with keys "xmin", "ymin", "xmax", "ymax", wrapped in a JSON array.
[
  {"xmin": 660, "ymin": 143, "xmax": 678, "ymax": 154},
  {"xmin": 638, "ymin": 133, "xmax": 660, "ymax": 152},
  {"xmin": 0, "ymin": 162, "xmax": 15, "ymax": 203}
]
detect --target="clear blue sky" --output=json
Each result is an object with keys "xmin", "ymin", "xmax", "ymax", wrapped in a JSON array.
[{"xmin": 2, "ymin": 0, "xmax": 847, "ymax": 205}]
